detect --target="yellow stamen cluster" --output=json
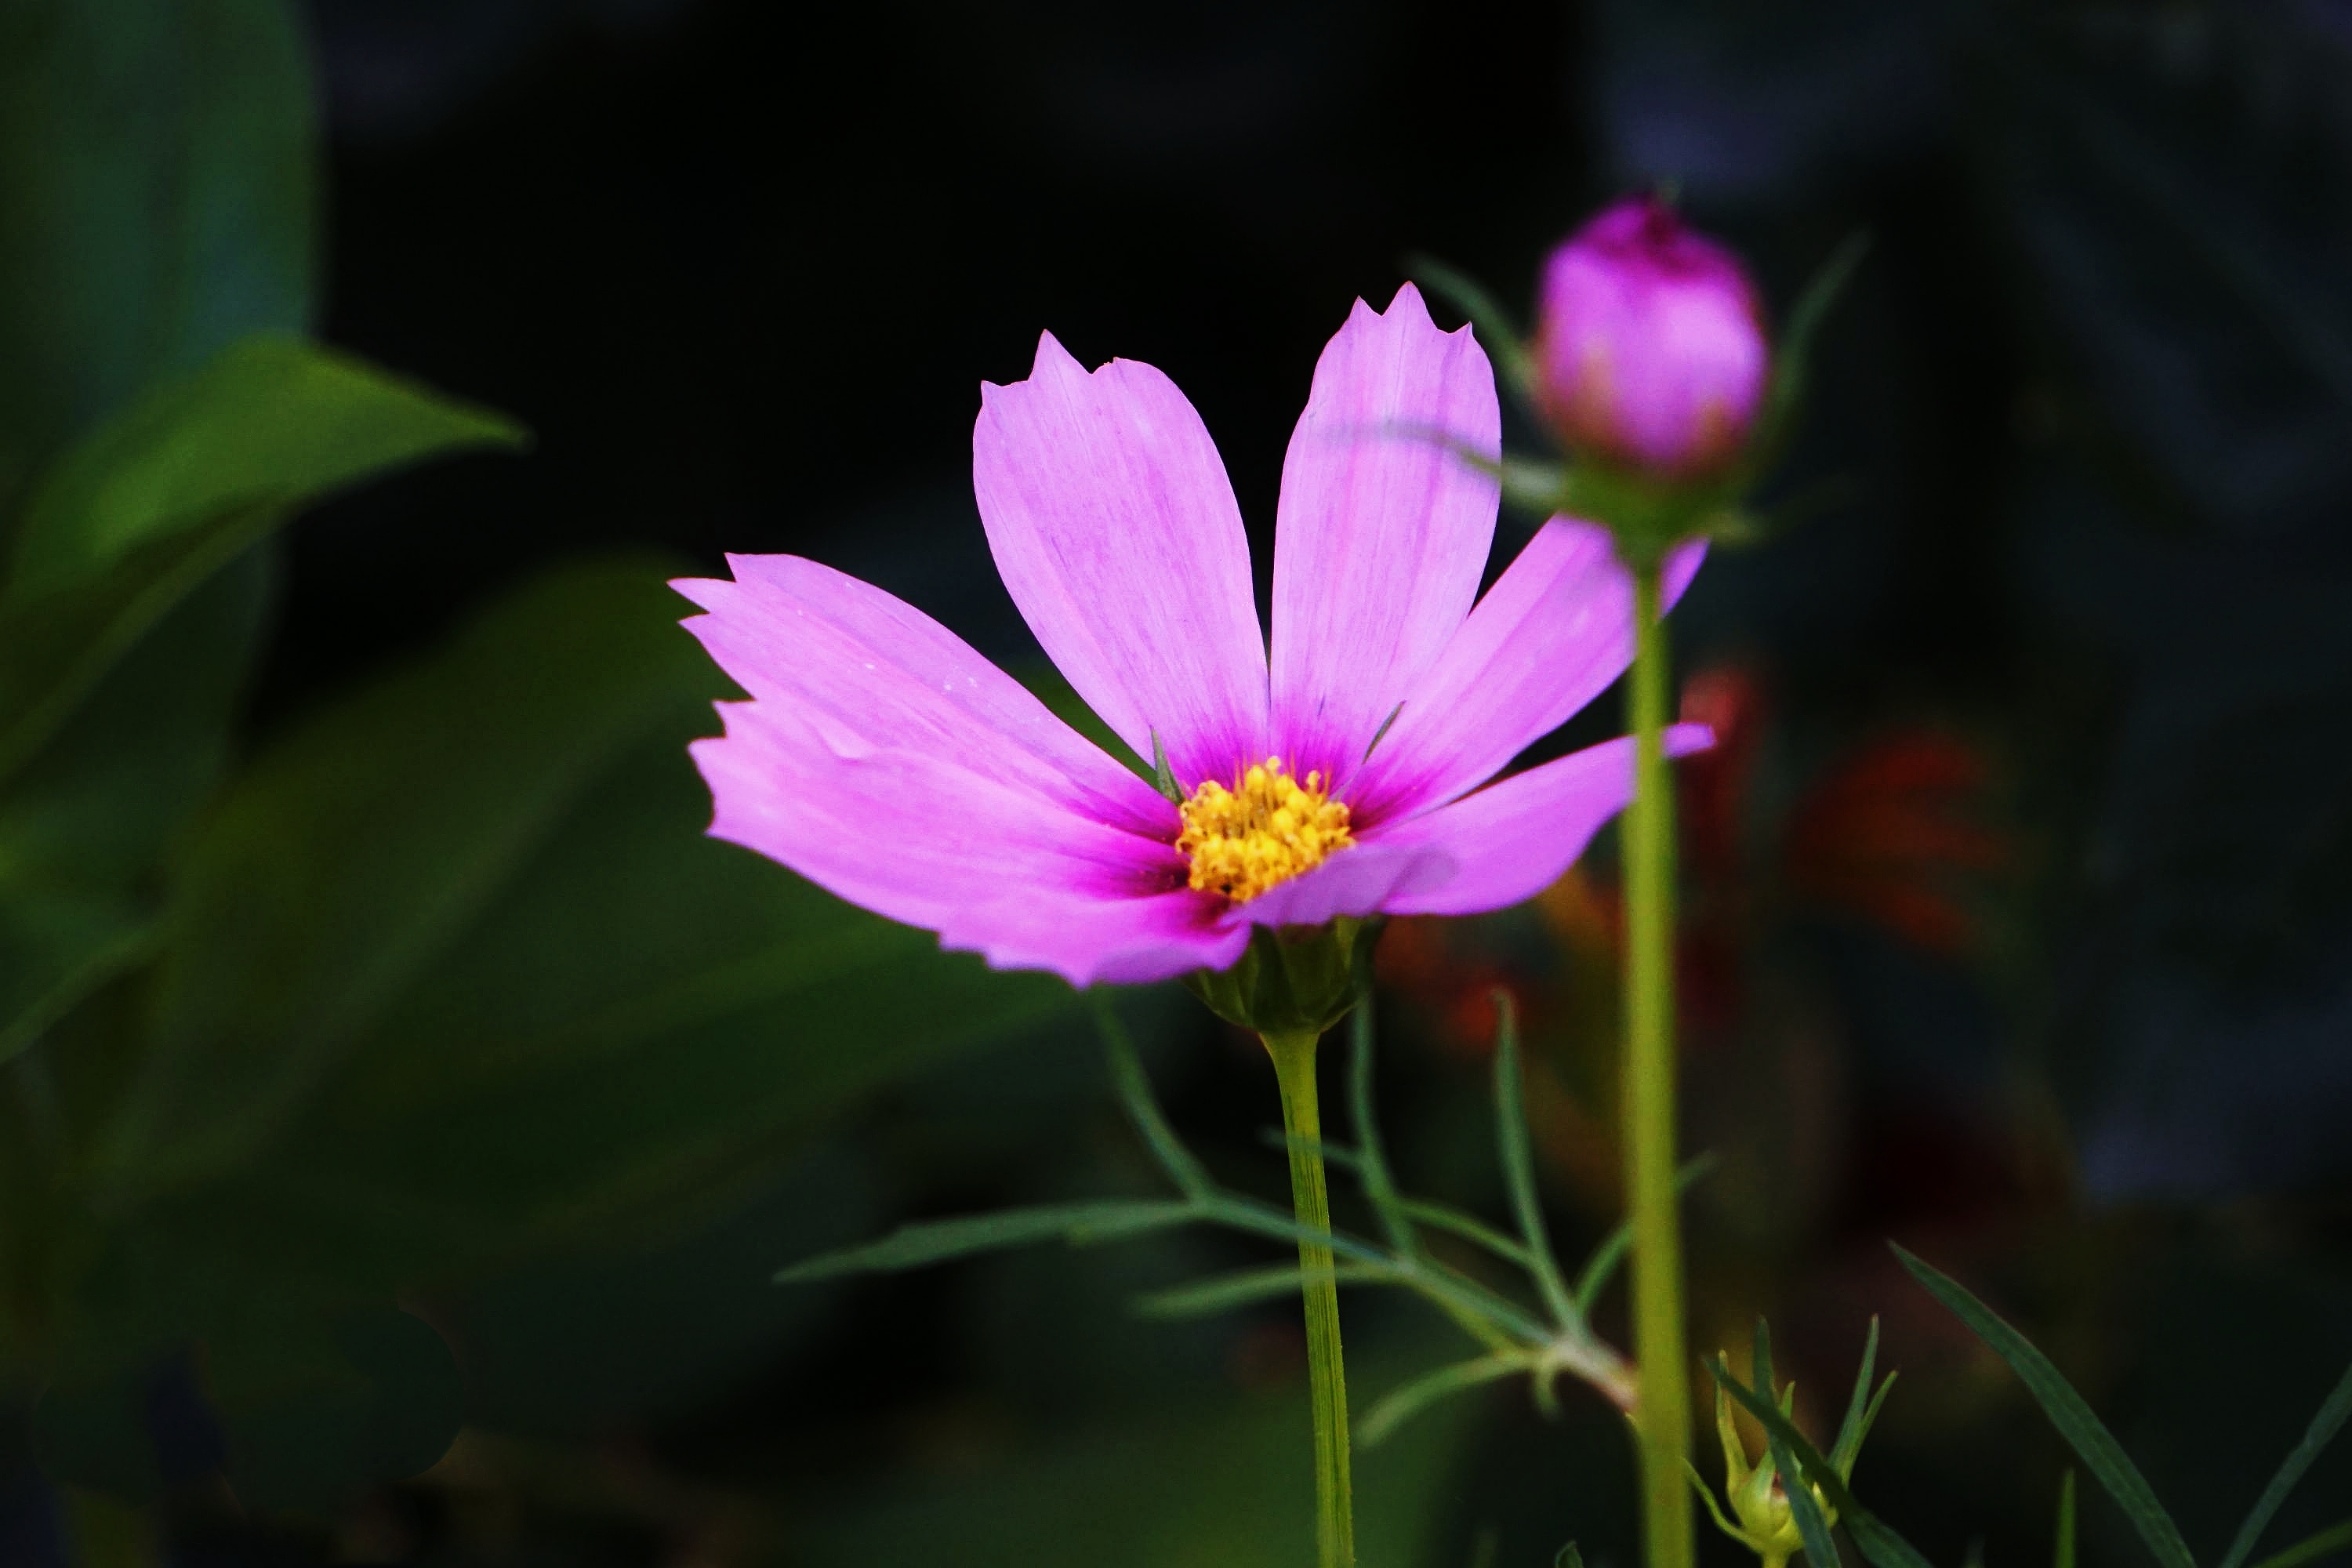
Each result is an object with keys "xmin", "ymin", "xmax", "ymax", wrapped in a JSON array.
[{"xmin": 1175, "ymin": 758, "xmax": 1354, "ymax": 904}]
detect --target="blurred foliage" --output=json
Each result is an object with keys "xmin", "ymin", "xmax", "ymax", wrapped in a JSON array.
[
  {"xmin": 0, "ymin": 0, "xmax": 1091, "ymax": 1544},
  {"xmin": 5, "ymin": 0, "xmax": 2352, "ymax": 1563}
]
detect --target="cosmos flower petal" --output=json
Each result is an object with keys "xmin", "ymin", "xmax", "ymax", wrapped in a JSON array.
[
  {"xmin": 1374, "ymin": 725, "xmax": 1715, "ymax": 916},
  {"xmin": 1348, "ymin": 519, "xmax": 1705, "ymax": 825},
  {"xmin": 676, "ymin": 554, "xmax": 1172, "ymax": 837},
  {"xmin": 1269, "ymin": 284, "xmax": 1501, "ymax": 788},
  {"xmin": 940, "ymin": 888, "xmax": 1248, "ymax": 988},
  {"xmin": 973, "ymin": 332, "xmax": 1269, "ymax": 789},
  {"xmin": 691, "ymin": 702, "xmax": 1201, "ymax": 986},
  {"xmin": 1216, "ymin": 834, "xmax": 1459, "ymax": 931}
]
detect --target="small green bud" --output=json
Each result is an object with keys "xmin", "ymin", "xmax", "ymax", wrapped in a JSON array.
[{"xmin": 1692, "ymin": 1377, "xmax": 1842, "ymax": 1568}]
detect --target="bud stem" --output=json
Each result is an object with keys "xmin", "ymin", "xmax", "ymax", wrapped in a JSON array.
[
  {"xmin": 1624, "ymin": 562, "xmax": 1694, "ymax": 1568},
  {"xmin": 1262, "ymin": 1026, "xmax": 1355, "ymax": 1568}
]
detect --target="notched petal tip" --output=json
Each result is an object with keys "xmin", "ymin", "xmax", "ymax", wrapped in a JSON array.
[
  {"xmin": 1380, "ymin": 278, "xmax": 1440, "ymax": 331},
  {"xmin": 1029, "ymin": 328, "xmax": 1085, "ymax": 379}
]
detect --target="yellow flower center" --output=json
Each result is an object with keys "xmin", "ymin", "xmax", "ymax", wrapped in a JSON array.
[{"xmin": 1175, "ymin": 757, "xmax": 1354, "ymax": 903}]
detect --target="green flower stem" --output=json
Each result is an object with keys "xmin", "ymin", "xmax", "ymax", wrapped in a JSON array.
[
  {"xmin": 1263, "ymin": 1026, "xmax": 1355, "ymax": 1568},
  {"xmin": 1624, "ymin": 560, "xmax": 1693, "ymax": 1568}
]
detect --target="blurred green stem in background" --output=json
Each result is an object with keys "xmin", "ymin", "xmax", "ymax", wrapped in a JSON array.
[
  {"xmin": 1624, "ymin": 558, "xmax": 1693, "ymax": 1568},
  {"xmin": 1263, "ymin": 1025, "xmax": 1355, "ymax": 1568}
]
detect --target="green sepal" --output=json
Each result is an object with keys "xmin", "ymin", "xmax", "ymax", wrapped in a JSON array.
[
  {"xmin": 1149, "ymin": 727, "xmax": 1183, "ymax": 805},
  {"xmin": 1182, "ymin": 916, "xmax": 1380, "ymax": 1037}
]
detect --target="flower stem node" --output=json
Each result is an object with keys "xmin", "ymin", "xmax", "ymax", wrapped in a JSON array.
[{"xmin": 1183, "ymin": 916, "xmax": 1381, "ymax": 1038}]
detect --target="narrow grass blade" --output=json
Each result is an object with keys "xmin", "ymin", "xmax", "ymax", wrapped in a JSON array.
[
  {"xmin": 2219, "ymin": 1356, "xmax": 2352, "ymax": 1568},
  {"xmin": 1573, "ymin": 1153, "xmax": 1718, "ymax": 1316},
  {"xmin": 1404, "ymin": 252, "xmax": 1540, "ymax": 405},
  {"xmin": 776, "ymin": 1200, "xmax": 1196, "ymax": 1282},
  {"xmin": 1199, "ymin": 1193, "xmax": 1554, "ymax": 1345},
  {"xmin": 1491, "ymin": 992, "xmax": 1580, "ymax": 1327},
  {"xmin": 1896, "ymin": 1246, "xmax": 2196, "ymax": 1568},
  {"xmin": 1831, "ymin": 1318, "xmax": 1883, "ymax": 1477},
  {"xmin": 1134, "ymin": 1261, "xmax": 1394, "ymax": 1320},
  {"xmin": 1095, "ymin": 995, "xmax": 1213, "ymax": 1197},
  {"xmin": 1708, "ymin": 1356, "xmax": 1940, "ymax": 1568},
  {"xmin": 1769, "ymin": 1421, "xmax": 1842, "ymax": 1568},
  {"xmin": 2056, "ymin": 1472, "xmax": 2078, "ymax": 1568},
  {"xmin": 1348, "ymin": 1000, "xmax": 1419, "ymax": 1257},
  {"xmin": 1748, "ymin": 1319, "xmax": 1839, "ymax": 1566},
  {"xmin": 1399, "ymin": 1198, "xmax": 1535, "ymax": 1268},
  {"xmin": 1756, "ymin": 231, "xmax": 1870, "ymax": 456},
  {"xmin": 1358, "ymin": 1352, "xmax": 1529, "ymax": 1446},
  {"xmin": 2249, "ymin": 1521, "xmax": 2352, "ymax": 1568}
]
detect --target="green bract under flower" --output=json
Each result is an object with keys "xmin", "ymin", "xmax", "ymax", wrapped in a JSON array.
[{"xmin": 1183, "ymin": 918, "xmax": 1380, "ymax": 1037}]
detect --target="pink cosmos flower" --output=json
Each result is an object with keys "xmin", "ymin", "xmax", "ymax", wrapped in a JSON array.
[
  {"xmin": 1535, "ymin": 195, "xmax": 1769, "ymax": 479},
  {"xmin": 677, "ymin": 285, "xmax": 1707, "ymax": 989}
]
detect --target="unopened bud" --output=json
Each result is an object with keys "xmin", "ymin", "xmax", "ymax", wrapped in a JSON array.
[{"xmin": 1535, "ymin": 195, "xmax": 1768, "ymax": 481}]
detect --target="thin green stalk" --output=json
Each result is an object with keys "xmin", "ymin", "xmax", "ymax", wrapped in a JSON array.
[
  {"xmin": 1264, "ymin": 1026, "xmax": 1355, "ymax": 1568},
  {"xmin": 1623, "ymin": 560, "xmax": 1693, "ymax": 1568}
]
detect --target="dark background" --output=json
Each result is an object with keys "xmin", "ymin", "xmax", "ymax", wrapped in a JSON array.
[{"xmin": 9, "ymin": 0, "xmax": 2352, "ymax": 1563}]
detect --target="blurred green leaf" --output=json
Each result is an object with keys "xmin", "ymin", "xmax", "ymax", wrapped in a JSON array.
[
  {"xmin": 1753, "ymin": 233, "xmax": 1870, "ymax": 466},
  {"xmin": 1132, "ymin": 1261, "xmax": 1393, "ymax": 1322},
  {"xmin": 6, "ymin": 336, "xmax": 524, "ymax": 603},
  {"xmin": 2220, "ymin": 1357, "xmax": 2352, "ymax": 1568},
  {"xmin": 2250, "ymin": 1522, "xmax": 2352, "ymax": 1568},
  {"xmin": 0, "ymin": 336, "xmax": 518, "ymax": 1069},
  {"xmin": 778, "ymin": 1201, "xmax": 1199, "ymax": 1284},
  {"xmin": 204, "ymin": 1304, "xmax": 462, "ymax": 1512},
  {"xmin": 0, "ymin": 558, "xmax": 271, "ymax": 1069},
  {"xmin": 1490, "ymin": 993, "xmax": 1577, "ymax": 1328},
  {"xmin": 57, "ymin": 556, "xmax": 1079, "ymax": 1334},
  {"xmin": 791, "ymin": 1368, "xmax": 1474, "ymax": 1568},
  {"xmin": 0, "ymin": 338, "xmax": 524, "ymax": 786},
  {"xmin": 1896, "ymin": 1246, "xmax": 2197, "ymax": 1568},
  {"xmin": 1571, "ymin": 1154, "xmax": 1716, "ymax": 1318},
  {"xmin": 0, "ymin": 0, "xmax": 314, "ymax": 517},
  {"xmin": 36, "ymin": 1304, "xmax": 461, "ymax": 1513},
  {"xmin": 1831, "ymin": 1316, "xmax": 1891, "ymax": 1480},
  {"xmin": 1356, "ymin": 1352, "xmax": 1526, "ymax": 1448},
  {"xmin": 31, "ymin": 1365, "xmax": 165, "ymax": 1504},
  {"xmin": 452, "ymin": 1142, "xmax": 882, "ymax": 1437},
  {"xmin": 59, "ymin": 1488, "xmax": 156, "ymax": 1568}
]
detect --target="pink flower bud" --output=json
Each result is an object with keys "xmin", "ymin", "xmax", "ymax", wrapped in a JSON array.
[{"xmin": 1534, "ymin": 195, "xmax": 1769, "ymax": 480}]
